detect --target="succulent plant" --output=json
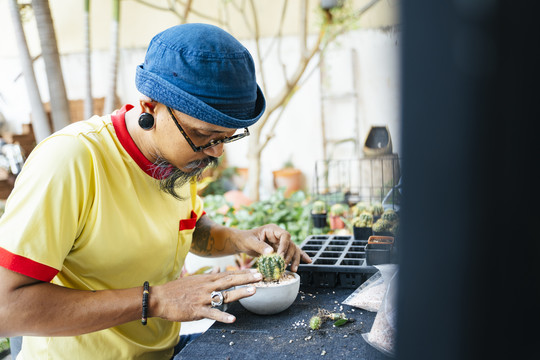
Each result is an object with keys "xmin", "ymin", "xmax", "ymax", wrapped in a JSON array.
[
  {"xmin": 381, "ymin": 209, "xmax": 399, "ymax": 223},
  {"xmin": 311, "ymin": 200, "xmax": 327, "ymax": 214},
  {"xmin": 370, "ymin": 203, "xmax": 384, "ymax": 217},
  {"xmin": 329, "ymin": 203, "xmax": 347, "ymax": 216},
  {"xmin": 351, "ymin": 202, "xmax": 369, "ymax": 217},
  {"xmin": 352, "ymin": 212, "xmax": 373, "ymax": 228},
  {"xmin": 257, "ymin": 254, "xmax": 286, "ymax": 282},
  {"xmin": 372, "ymin": 219, "xmax": 393, "ymax": 233}
]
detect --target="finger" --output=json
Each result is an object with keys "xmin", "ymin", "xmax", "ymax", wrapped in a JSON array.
[
  {"xmin": 222, "ymin": 285, "xmax": 257, "ymax": 303},
  {"xmin": 289, "ymin": 248, "xmax": 302, "ymax": 272},
  {"xmin": 244, "ymin": 234, "xmax": 274, "ymax": 256},
  {"xmin": 213, "ymin": 269, "xmax": 262, "ymax": 289},
  {"xmin": 275, "ymin": 231, "xmax": 292, "ymax": 257},
  {"xmin": 204, "ymin": 307, "xmax": 237, "ymax": 324}
]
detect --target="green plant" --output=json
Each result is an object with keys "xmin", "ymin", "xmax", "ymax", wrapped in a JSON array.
[
  {"xmin": 203, "ymin": 188, "xmax": 311, "ymax": 244},
  {"xmin": 372, "ymin": 219, "xmax": 393, "ymax": 233},
  {"xmin": 311, "ymin": 200, "xmax": 327, "ymax": 214},
  {"xmin": 329, "ymin": 203, "xmax": 347, "ymax": 216},
  {"xmin": 257, "ymin": 254, "xmax": 286, "ymax": 282},
  {"xmin": 351, "ymin": 202, "xmax": 369, "ymax": 217},
  {"xmin": 0, "ymin": 337, "xmax": 10, "ymax": 352},
  {"xmin": 370, "ymin": 202, "xmax": 384, "ymax": 217},
  {"xmin": 381, "ymin": 209, "xmax": 399, "ymax": 223},
  {"xmin": 352, "ymin": 212, "xmax": 373, "ymax": 228}
]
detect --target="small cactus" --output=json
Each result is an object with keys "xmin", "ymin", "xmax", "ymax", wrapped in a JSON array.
[
  {"xmin": 352, "ymin": 212, "xmax": 373, "ymax": 228},
  {"xmin": 370, "ymin": 203, "xmax": 384, "ymax": 217},
  {"xmin": 381, "ymin": 209, "xmax": 399, "ymax": 223},
  {"xmin": 351, "ymin": 202, "xmax": 369, "ymax": 217},
  {"xmin": 309, "ymin": 316, "xmax": 322, "ymax": 330},
  {"xmin": 311, "ymin": 200, "xmax": 327, "ymax": 214},
  {"xmin": 372, "ymin": 219, "xmax": 392, "ymax": 233},
  {"xmin": 329, "ymin": 203, "xmax": 347, "ymax": 216},
  {"xmin": 257, "ymin": 254, "xmax": 286, "ymax": 282}
]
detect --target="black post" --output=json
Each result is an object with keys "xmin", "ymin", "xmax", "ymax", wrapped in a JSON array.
[{"xmin": 397, "ymin": 1, "xmax": 539, "ymax": 359}]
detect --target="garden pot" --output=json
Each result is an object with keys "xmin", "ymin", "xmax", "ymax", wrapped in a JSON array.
[
  {"xmin": 366, "ymin": 236, "xmax": 394, "ymax": 265},
  {"xmin": 373, "ymin": 230, "xmax": 394, "ymax": 237},
  {"xmin": 311, "ymin": 213, "xmax": 327, "ymax": 228},
  {"xmin": 363, "ymin": 125, "xmax": 393, "ymax": 157},
  {"xmin": 272, "ymin": 168, "xmax": 303, "ymax": 197},
  {"xmin": 237, "ymin": 272, "xmax": 300, "ymax": 315},
  {"xmin": 329, "ymin": 215, "xmax": 345, "ymax": 230},
  {"xmin": 353, "ymin": 226, "xmax": 372, "ymax": 240}
]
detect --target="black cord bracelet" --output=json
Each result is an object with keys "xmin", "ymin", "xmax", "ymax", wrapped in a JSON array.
[{"xmin": 142, "ymin": 281, "xmax": 149, "ymax": 326}]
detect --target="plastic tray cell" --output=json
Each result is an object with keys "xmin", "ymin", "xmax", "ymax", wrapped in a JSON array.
[{"xmin": 297, "ymin": 235, "xmax": 378, "ymax": 288}]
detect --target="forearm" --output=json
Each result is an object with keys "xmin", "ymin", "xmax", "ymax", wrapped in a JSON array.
[
  {"xmin": 0, "ymin": 270, "xmax": 143, "ymax": 337},
  {"xmin": 191, "ymin": 214, "xmax": 241, "ymax": 257}
]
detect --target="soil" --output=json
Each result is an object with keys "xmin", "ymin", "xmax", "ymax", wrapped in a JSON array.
[{"xmin": 253, "ymin": 273, "xmax": 297, "ymax": 287}]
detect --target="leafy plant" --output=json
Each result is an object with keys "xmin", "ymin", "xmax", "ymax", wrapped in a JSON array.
[{"xmin": 203, "ymin": 188, "xmax": 311, "ymax": 244}]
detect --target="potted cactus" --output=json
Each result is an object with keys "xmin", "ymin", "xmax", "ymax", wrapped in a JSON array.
[
  {"xmin": 381, "ymin": 208, "xmax": 399, "ymax": 224},
  {"xmin": 372, "ymin": 218, "xmax": 394, "ymax": 237},
  {"xmin": 370, "ymin": 202, "xmax": 384, "ymax": 221},
  {"xmin": 311, "ymin": 200, "xmax": 328, "ymax": 228},
  {"xmin": 351, "ymin": 202, "xmax": 370, "ymax": 217},
  {"xmin": 352, "ymin": 212, "xmax": 373, "ymax": 240},
  {"xmin": 237, "ymin": 254, "xmax": 300, "ymax": 315},
  {"xmin": 328, "ymin": 203, "xmax": 347, "ymax": 230}
]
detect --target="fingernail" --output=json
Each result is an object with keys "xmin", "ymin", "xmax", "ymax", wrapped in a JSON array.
[
  {"xmin": 254, "ymin": 273, "xmax": 262, "ymax": 280},
  {"xmin": 228, "ymin": 315, "xmax": 236, "ymax": 322},
  {"xmin": 264, "ymin": 247, "xmax": 273, "ymax": 254},
  {"xmin": 247, "ymin": 286, "xmax": 255, "ymax": 293}
]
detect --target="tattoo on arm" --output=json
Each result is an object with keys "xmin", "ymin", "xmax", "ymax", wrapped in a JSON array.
[{"xmin": 192, "ymin": 220, "xmax": 214, "ymax": 255}]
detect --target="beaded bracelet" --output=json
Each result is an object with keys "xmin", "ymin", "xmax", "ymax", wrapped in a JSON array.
[{"xmin": 142, "ymin": 281, "xmax": 149, "ymax": 326}]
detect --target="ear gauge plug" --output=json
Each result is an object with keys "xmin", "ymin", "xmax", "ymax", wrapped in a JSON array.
[{"xmin": 138, "ymin": 113, "xmax": 155, "ymax": 130}]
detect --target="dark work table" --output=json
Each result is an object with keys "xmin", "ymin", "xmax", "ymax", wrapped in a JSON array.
[{"xmin": 177, "ymin": 286, "xmax": 392, "ymax": 360}]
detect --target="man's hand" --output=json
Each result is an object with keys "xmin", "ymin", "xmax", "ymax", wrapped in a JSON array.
[
  {"xmin": 236, "ymin": 224, "xmax": 312, "ymax": 272},
  {"xmin": 150, "ymin": 269, "xmax": 262, "ymax": 324}
]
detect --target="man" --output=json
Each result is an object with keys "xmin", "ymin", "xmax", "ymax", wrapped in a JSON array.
[{"xmin": 0, "ymin": 23, "xmax": 311, "ymax": 359}]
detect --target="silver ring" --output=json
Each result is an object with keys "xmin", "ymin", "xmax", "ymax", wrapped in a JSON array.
[{"xmin": 211, "ymin": 291, "xmax": 224, "ymax": 307}]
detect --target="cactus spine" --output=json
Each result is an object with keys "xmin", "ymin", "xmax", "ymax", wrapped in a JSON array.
[{"xmin": 257, "ymin": 254, "xmax": 286, "ymax": 281}]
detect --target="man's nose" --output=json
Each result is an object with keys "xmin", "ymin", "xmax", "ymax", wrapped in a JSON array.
[{"xmin": 202, "ymin": 143, "xmax": 225, "ymax": 158}]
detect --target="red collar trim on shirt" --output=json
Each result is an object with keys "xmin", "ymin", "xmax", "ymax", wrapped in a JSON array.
[{"xmin": 111, "ymin": 104, "xmax": 172, "ymax": 179}]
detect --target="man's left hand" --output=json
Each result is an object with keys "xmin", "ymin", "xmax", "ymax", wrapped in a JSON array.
[{"xmin": 236, "ymin": 224, "xmax": 312, "ymax": 272}]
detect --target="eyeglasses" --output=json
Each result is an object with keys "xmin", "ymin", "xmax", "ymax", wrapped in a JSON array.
[{"xmin": 167, "ymin": 106, "xmax": 250, "ymax": 152}]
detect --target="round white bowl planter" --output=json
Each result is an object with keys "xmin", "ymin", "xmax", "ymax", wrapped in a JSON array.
[{"xmin": 237, "ymin": 271, "xmax": 300, "ymax": 315}]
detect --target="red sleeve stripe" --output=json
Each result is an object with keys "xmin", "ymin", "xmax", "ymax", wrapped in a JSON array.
[
  {"xmin": 0, "ymin": 247, "xmax": 58, "ymax": 282},
  {"xmin": 179, "ymin": 211, "xmax": 206, "ymax": 231}
]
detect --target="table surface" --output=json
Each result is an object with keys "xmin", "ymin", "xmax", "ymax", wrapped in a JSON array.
[{"xmin": 177, "ymin": 286, "xmax": 392, "ymax": 360}]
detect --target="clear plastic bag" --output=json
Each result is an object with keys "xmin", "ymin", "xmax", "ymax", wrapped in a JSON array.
[
  {"xmin": 342, "ymin": 264, "xmax": 398, "ymax": 312},
  {"xmin": 362, "ymin": 269, "xmax": 398, "ymax": 357}
]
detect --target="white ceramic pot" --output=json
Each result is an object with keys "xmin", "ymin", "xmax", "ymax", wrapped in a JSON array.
[{"xmin": 237, "ymin": 272, "xmax": 300, "ymax": 315}]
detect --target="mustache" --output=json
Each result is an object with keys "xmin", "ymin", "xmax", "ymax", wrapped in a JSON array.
[
  {"xmin": 185, "ymin": 156, "xmax": 219, "ymax": 170},
  {"xmin": 149, "ymin": 156, "xmax": 219, "ymax": 200}
]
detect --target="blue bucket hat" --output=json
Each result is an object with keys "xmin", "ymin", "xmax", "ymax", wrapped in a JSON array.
[{"xmin": 136, "ymin": 23, "xmax": 265, "ymax": 129}]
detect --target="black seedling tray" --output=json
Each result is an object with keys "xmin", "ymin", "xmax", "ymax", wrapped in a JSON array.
[{"xmin": 297, "ymin": 235, "xmax": 380, "ymax": 288}]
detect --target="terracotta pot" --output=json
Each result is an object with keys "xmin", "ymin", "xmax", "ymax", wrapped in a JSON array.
[
  {"xmin": 272, "ymin": 168, "xmax": 303, "ymax": 197},
  {"xmin": 329, "ymin": 215, "xmax": 345, "ymax": 230}
]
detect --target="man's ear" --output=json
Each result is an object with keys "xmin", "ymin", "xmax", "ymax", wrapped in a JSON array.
[{"xmin": 139, "ymin": 96, "xmax": 157, "ymax": 114}]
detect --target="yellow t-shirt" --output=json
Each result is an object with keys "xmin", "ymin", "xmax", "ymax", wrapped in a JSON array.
[{"xmin": 0, "ymin": 105, "xmax": 204, "ymax": 359}]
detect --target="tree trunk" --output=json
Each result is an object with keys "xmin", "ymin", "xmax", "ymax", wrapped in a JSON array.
[
  {"xmin": 104, "ymin": 0, "xmax": 120, "ymax": 114},
  {"xmin": 8, "ymin": 0, "xmax": 51, "ymax": 142},
  {"xmin": 246, "ymin": 122, "xmax": 263, "ymax": 200},
  {"xmin": 83, "ymin": 0, "xmax": 93, "ymax": 119},
  {"xmin": 32, "ymin": 0, "xmax": 71, "ymax": 130}
]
